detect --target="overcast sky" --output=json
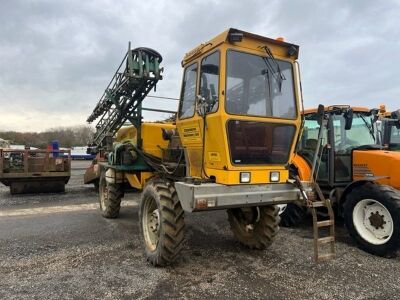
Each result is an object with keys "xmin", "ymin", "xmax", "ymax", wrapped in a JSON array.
[{"xmin": 0, "ymin": 0, "xmax": 399, "ymax": 132}]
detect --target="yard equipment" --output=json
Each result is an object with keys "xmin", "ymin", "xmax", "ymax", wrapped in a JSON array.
[
  {"xmin": 0, "ymin": 148, "xmax": 71, "ymax": 194},
  {"xmin": 86, "ymin": 28, "xmax": 329, "ymax": 266},
  {"xmin": 0, "ymin": 138, "xmax": 10, "ymax": 149},
  {"xmin": 281, "ymin": 105, "xmax": 400, "ymax": 257}
]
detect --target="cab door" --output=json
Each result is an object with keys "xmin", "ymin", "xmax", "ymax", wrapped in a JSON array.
[{"xmin": 176, "ymin": 52, "xmax": 221, "ymax": 178}]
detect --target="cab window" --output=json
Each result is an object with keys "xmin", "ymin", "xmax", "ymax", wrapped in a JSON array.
[
  {"xmin": 179, "ymin": 63, "xmax": 198, "ymax": 119},
  {"xmin": 200, "ymin": 51, "xmax": 220, "ymax": 113},
  {"xmin": 298, "ymin": 118, "xmax": 328, "ymax": 181},
  {"xmin": 333, "ymin": 113, "xmax": 375, "ymax": 182},
  {"xmin": 225, "ymin": 50, "xmax": 296, "ymax": 119}
]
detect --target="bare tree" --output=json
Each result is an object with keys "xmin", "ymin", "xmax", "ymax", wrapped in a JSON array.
[{"xmin": 0, "ymin": 125, "xmax": 95, "ymax": 148}]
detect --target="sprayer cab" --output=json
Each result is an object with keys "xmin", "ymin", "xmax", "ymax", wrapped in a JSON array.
[{"xmin": 176, "ymin": 28, "xmax": 302, "ymax": 185}]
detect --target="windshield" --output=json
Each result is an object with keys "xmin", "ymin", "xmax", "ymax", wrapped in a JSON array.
[
  {"xmin": 333, "ymin": 113, "xmax": 375, "ymax": 151},
  {"xmin": 225, "ymin": 50, "xmax": 296, "ymax": 119}
]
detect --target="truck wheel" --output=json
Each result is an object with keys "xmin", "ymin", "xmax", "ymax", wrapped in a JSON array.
[
  {"xmin": 227, "ymin": 205, "xmax": 280, "ymax": 249},
  {"xmin": 139, "ymin": 179, "xmax": 185, "ymax": 267},
  {"xmin": 279, "ymin": 202, "xmax": 306, "ymax": 227},
  {"xmin": 344, "ymin": 184, "xmax": 400, "ymax": 257},
  {"xmin": 99, "ymin": 172, "xmax": 123, "ymax": 218}
]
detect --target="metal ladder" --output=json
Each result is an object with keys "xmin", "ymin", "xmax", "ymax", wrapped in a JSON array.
[
  {"xmin": 303, "ymin": 107, "xmax": 335, "ymax": 262},
  {"xmin": 308, "ymin": 182, "xmax": 336, "ymax": 262}
]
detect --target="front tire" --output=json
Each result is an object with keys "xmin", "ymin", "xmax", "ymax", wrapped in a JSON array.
[
  {"xmin": 344, "ymin": 183, "xmax": 400, "ymax": 257},
  {"xmin": 99, "ymin": 171, "xmax": 123, "ymax": 218},
  {"xmin": 227, "ymin": 205, "xmax": 280, "ymax": 249},
  {"xmin": 139, "ymin": 179, "xmax": 185, "ymax": 267},
  {"xmin": 279, "ymin": 202, "xmax": 307, "ymax": 227}
]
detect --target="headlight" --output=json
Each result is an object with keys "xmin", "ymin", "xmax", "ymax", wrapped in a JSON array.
[
  {"xmin": 270, "ymin": 171, "xmax": 280, "ymax": 182},
  {"xmin": 240, "ymin": 172, "xmax": 251, "ymax": 183}
]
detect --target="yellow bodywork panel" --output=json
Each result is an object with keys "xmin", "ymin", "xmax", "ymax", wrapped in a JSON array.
[
  {"xmin": 209, "ymin": 168, "xmax": 289, "ymax": 184},
  {"xmin": 116, "ymin": 122, "xmax": 176, "ymax": 158},
  {"xmin": 182, "ymin": 28, "xmax": 298, "ymax": 66},
  {"xmin": 176, "ymin": 28, "xmax": 302, "ymax": 185},
  {"xmin": 125, "ymin": 172, "xmax": 154, "ymax": 190},
  {"xmin": 117, "ymin": 122, "xmax": 176, "ymax": 190},
  {"xmin": 353, "ymin": 150, "xmax": 400, "ymax": 189},
  {"xmin": 141, "ymin": 123, "xmax": 176, "ymax": 158},
  {"xmin": 116, "ymin": 125, "xmax": 138, "ymax": 145}
]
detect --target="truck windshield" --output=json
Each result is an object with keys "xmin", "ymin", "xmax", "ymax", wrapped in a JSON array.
[
  {"xmin": 225, "ymin": 50, "xmax": 296, "ymax": 119},
  {"xmin": 333, "ymin": 113, "xmax": 375, "ymax": 151}
]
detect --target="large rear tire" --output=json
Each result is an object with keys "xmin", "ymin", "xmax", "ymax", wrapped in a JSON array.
[
  {"xmin": 98, "ymin": 171, "xmax": 123, "ymax": 218},
  {"xmin": 344, "ymin": 183, "xmax": 400, "ymax": 257},
  {"xmin": 139, "ymin": 179, "xmax": 185, "ymax": 267},
  {"xmin": 278, "ymin": 202, "xmax": 307, "ymax": 227},
  {"xmin": 227, "ymin": 205, "xmax": 280, "ymax": 249}
]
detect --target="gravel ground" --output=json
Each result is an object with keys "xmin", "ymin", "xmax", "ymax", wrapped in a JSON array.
[{"xmin": 0, "ymin": 160, "xmax": 399, "ymax": 299}]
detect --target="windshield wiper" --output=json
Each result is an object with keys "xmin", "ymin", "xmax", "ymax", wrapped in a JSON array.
[
  {"xmin": 358, "ymin": 113, "xmax": 375, "ymax": 141},
  {"xmin": 263, "ymin": 69, "xmax": 273, "ymax": 115},
  {"xmin": 259, "ymin": 45, "xmax": 285, "ymax": 92}
]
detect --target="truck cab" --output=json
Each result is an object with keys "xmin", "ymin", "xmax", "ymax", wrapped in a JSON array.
[{"xmin": 176, "ymin": 28, "xmax": 302, "ymax": 186}]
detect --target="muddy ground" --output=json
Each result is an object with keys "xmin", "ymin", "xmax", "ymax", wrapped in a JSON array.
[{"xmin": 0, "ymin": 161, "xmax": 399, "ymax": 299}]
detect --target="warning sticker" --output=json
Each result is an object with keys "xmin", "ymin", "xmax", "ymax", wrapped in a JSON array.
[{"xmin": 182, "ymin": 126, "xmax": 201, "ymax": 142}]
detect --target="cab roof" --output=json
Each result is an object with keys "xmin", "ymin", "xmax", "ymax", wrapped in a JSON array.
[
  {"xmin": 181, "ymin": 28, "xmax": 299, "ymax": 66},
  {"xmin": 304, "ymin": 105, "xmax": 370, "ymax": 115}
]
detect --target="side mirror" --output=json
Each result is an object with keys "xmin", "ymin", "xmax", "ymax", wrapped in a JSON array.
[
  {"xmin": 344, "ymin": 108, "xmax": 353, "ymax": 130},
  {"xmin": 370, "ymin": 108, "xmax": 379, "ymax": 123},
  {"xmin": 316, "ymin": 104, "xmax": 325, "ymax": 126}
]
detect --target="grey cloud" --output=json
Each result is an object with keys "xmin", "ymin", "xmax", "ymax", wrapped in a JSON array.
[{"xmin": 0, "ymin": 0, "xmax": 399, "ymax": 131}]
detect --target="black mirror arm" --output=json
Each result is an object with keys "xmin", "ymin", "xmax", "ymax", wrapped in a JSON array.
[
  {"xmin": 344, "ymin": 108, "xmax": 354, "ymax": 130},
  {"xmin": 316, "ymin": 104, "xmax": 325, "ymax": 126}
]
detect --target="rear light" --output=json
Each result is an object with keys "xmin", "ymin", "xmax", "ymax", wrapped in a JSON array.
[
  {"xmin": 228, "ymin": 32, "xmax": 243, "ymax": 43},
  {"xmin": 195, "ymin": 198, "xmax": 216, "ymax": 209}
]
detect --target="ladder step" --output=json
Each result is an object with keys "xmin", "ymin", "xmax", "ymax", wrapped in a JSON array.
[
  {"xmin": 317, "ymin": 253, "xmax": 336, "ymax": 262},
  {"xmin": 317, "ymin": 236, "xmax": 335, "ymax": 245},
  {"xmin": 317, "ymin": 220, "xmax": 334, "ymax": 227},
  {"xmin": 311, "ymin": 201, "xmax": 325, "ymax": 207}
]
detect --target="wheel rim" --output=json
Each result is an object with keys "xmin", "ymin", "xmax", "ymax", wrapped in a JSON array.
[
  {"xmin": 236, "ymin": 207, "xmax": 259, "ymax": 233},
  {"xmin": 352, "ymin": 199, "xmax": 394, "ymax": 245},
  {"xmin": 142, "ymin": 196, "xmax": 160, "ymax": 252},
  {"xmin": 100, "ymin": 181, "xmax": 108, "ymax": 211},
  {"xmin": 277, "ymin": 204, "xmax": 287, "ymax": 215}
]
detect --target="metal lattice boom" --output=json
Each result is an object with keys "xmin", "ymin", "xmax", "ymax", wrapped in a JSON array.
[{"xmin": 87, "ymin": 43, "xmax": 163, "ymax": 148}]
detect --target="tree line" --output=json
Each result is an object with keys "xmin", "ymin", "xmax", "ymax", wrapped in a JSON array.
[{"xmin": 0, "ymin": 125, "xmax": 95, "ymax": 149}]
